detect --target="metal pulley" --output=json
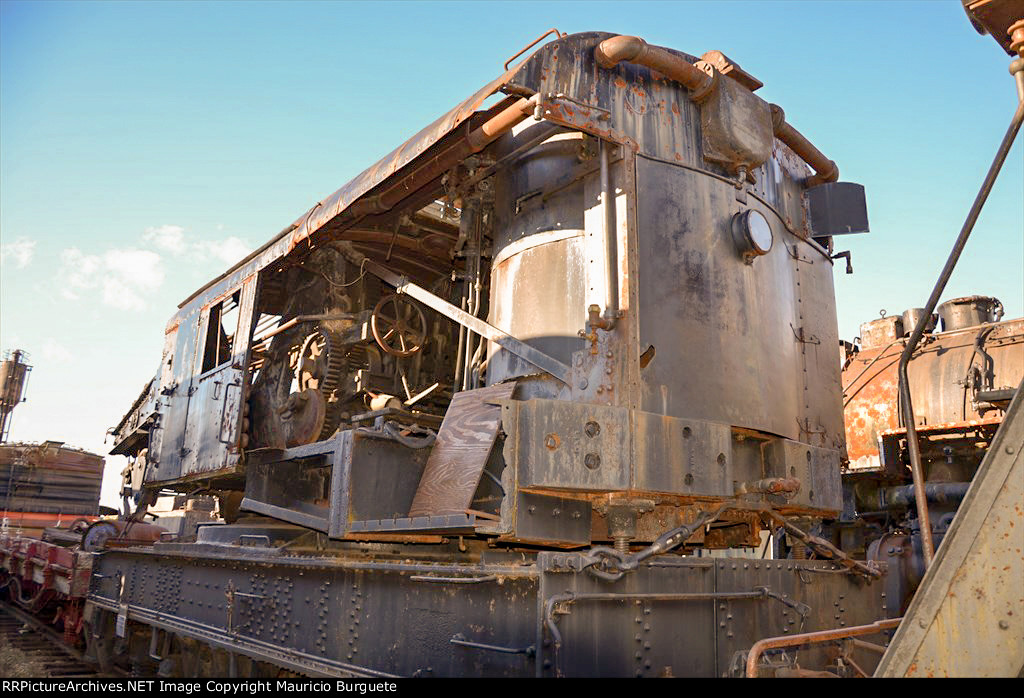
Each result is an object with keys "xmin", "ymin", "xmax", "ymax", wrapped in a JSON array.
[{"xmin": 277, "ymin": 388, "xmax": 327, "ymax": 447}]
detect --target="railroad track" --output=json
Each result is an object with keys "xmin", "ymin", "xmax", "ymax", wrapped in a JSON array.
[{"xmin": 0, "ymin": 600, "xmax": 117, "ymax": 678}]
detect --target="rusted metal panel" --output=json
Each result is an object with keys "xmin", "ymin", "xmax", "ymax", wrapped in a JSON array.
[
  {"xmin": 875, "ymin": 381, "xmax": 1024, "ymax": 677},
  {"xmin": 0, "ymin": 443, "xmax": 104, "ymax": 517},
  {"xmin": 633, "ymin": 156, "xmax": 809, "ymax": 441},
  {"xmin": 504, "ymin": 398, "xmax": 841, "ymax": 516},
  {"xmin": 503, "ymin": 398, "xmax": 631, "ymax": 492},
  {"xmin": 843, "ymin": 343, "xmax": 901, "ymax": 470},
  {"xmin": 89, "ymin": 547, "xmax": 540, "ymax": 678},
  {"xmin": 0, "ymin": 534, "xmax": 94, "ymax": 597},
  {"xmin": 794, "ymin": 235, "xmax": 847, "ymax": 452},
  {"xmin": 89, "ymin": 538, "xmax": 891, "ymax": 678},
  {"xmin": 718, "ymin": 561, "xmax": 893, "ymax": 677},
  {"xmin": 153, "ymin": 305, "xmax": 201, "ymax": 476},
  {"xmin": 843, "ymin": 316, "xmax": 1023, "ymax": 469},
  {"xmin": 501, "ymin": 491, "xmax": 592, "ymax": 546},
  {"xmin": 762, "ymin": 440, "xmax": 842, "ymax": 512},
  {"xmin": 538, "ymin": 555, "xmax": 889, "ymax": 677},
  {"xmin": 170, "ymin": 278, "xmax": 257, "ymax": 479},
  {"xmin": 630, "ymin": 409, "xmax": 734, "ymax": 496},
  {"xmin": 408, "ymin": 381, "xmax": 515, "ymax": 517}
]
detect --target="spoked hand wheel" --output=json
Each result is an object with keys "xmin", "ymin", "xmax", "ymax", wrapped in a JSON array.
[{"xmin": 371, "ymin": 294, "xmax": 427, "ymax": 357}]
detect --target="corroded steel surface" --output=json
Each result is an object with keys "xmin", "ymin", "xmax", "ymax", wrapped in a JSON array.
[
  {"xmin": 0, "ymin": 533, "xmax": 93, "ymax": 598},
  {"xmin": 0, "ymin": 443, "xmax": 105, "ymax": 516},
  {"xmin": 843, "ymin": 317, "xmax": 1023, "ymax": 469},
  {"xmin": 91, "ymin": 29, "xmax": 889, "ymax": 678},
  {"xmin": 876, "ymin": 382, "xmax": 1024, "ymax": 677}
]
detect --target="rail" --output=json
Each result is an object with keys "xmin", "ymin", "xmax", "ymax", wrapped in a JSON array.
[{"xmin": 745, "ymin": 617, "xmax": 903, "ymax": 678}]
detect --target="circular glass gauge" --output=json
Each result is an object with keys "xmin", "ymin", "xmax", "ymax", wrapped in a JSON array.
[{"xmin": 732, "ymin": 209, "xmax": 773, "ymax": 261}]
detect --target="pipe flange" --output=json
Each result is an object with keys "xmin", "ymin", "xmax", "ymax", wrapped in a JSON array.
[{"xmin": 688, "ymin": 61, "xmax": 719, "ymax": 103}]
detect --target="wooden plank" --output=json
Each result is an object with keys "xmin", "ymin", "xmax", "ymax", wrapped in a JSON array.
[{"xmin": 408, "ymin": 382, "xmax": 515, "ymax": 517}]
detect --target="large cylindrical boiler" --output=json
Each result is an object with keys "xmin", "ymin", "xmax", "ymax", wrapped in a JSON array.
[
  {"xmin": 487, "ymin": 124, "xmax": 587, "ymax": 386},
  {"xmin": 843, "ymin": 302, "xmax": 1022, "ymax": 470}
]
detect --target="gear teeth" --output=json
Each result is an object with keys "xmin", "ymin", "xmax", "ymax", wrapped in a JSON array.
[{"xmin": 297, "ymin": 327, "xmax": 349, "ymax": 440}]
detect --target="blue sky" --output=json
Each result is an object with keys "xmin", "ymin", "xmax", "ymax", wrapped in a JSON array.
[{"xmin": 1, "ymin": 1, "xmax": 1021, "ymax": 506}]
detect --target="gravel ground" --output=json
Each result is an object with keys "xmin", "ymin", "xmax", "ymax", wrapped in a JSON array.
[{"xmin": 0, "ymin": 635, "xmax": 51, "ymax": 677}]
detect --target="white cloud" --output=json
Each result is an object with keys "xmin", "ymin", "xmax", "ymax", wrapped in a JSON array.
[
  {"xmin": 193, "ymin": 236, "xmax": 252, "ymax": 266},
  {"xmin": 59, "ymin": 247, "xmax": 164, "ymax": 311},
  {"xmin": 143, "ymin": 225, "xmax": 186, "ymax": 254},
  {"xmin": 41, "ymin": 339, "xmax": 74, "ymax": 364},
  {"xmin": 141, "ymin": 224, "xmax": 252, "ymax": 268},
  {"xmin": 59, "ymin": 248, "xmax": 102, "ymax": 299},
  {"xmin": 1, "ymin": 238, "xmax": 36, "ymax": 268},
  {"xmin": 58, "ymin": 226, "xmax": 252, "ymax": 313}
]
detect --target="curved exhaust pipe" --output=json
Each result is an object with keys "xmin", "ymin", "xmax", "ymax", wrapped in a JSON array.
[{"xmin": 595, "ymin": 35, "xmax": 839, "ymax": 186}]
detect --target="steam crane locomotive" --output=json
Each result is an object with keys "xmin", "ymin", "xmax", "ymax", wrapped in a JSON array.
[{"xmin": 92, "ymin": 30, "xmax": 885, "ymax": 677}]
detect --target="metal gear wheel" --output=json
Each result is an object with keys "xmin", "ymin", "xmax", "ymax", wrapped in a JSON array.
[{"xmin": 295, "ymin": 326, "xmax": 348, "ymax": 441}]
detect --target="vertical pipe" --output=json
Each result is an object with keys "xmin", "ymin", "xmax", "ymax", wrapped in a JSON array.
[
  {"xmin": 462, "ymin": 284, "xmax": 477, "ymax": 391},
  {"xmin": 461, "ymin": 202, "xmax": 483, "ymax": 391},
  {"xmin": 599, "ymin": 140, "xmax": 619, "ymax": 324},
  {"xmin": 899, "ymin": 95, "xmax": 1024, "ymax": 568},
  {"xmin": 453, "ymin": 293, "xmax": 467, "ymax": 387}
]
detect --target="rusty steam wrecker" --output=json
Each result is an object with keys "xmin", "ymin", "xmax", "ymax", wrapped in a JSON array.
[
  {"xmin": 839, "ymin": 297, "xmax": 1022, "ymax": 616},
  {"xmin": 61, "ymin": 13, "xmax": 1023, "ymax": 679}
]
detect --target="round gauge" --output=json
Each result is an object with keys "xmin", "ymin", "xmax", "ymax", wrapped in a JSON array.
[
  {"xmin": 732, "ymin": 209, "xmax": 773, "ymax": 261},
  {"xmin": 745, "ymin": 210, "xmax": 773, "ymax": 254}
]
